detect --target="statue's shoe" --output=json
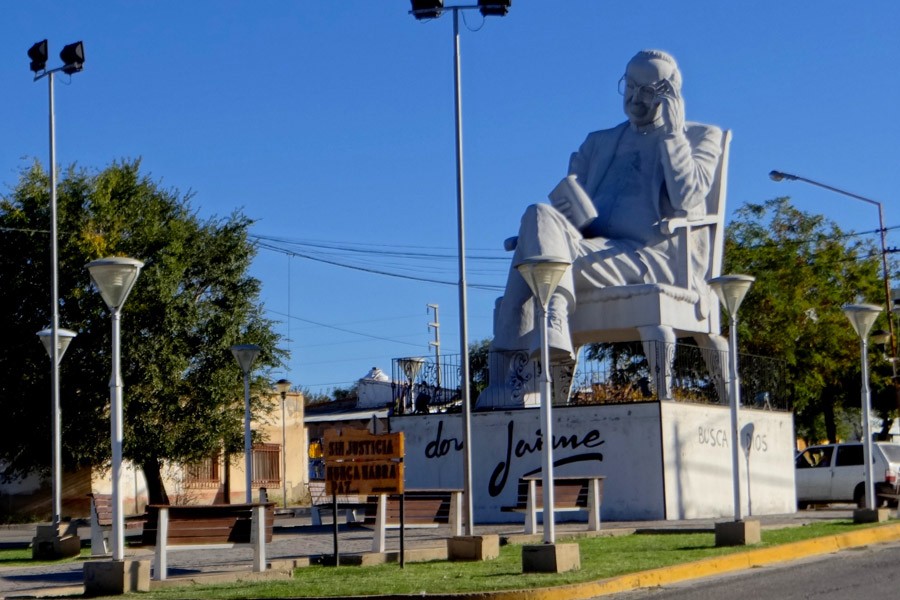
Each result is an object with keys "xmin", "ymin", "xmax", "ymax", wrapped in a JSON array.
[{"xmin": 530, "ymin": 310, "xmax": 574, "ymax": 362}]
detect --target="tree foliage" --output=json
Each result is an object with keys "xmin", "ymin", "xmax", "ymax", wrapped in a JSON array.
[
  {"xmin": 723, "ymin": 197, "xmax": 890, "ymax": 443},
  {"xmin": 0, "ymin": 160, "xmax": 282, "ymax": 502}
]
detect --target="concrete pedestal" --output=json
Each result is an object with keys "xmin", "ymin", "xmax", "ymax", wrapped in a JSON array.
[
  {"xmin": 853, "ymin": 507, "xmax": 890, "ymax": 523},
  {"xmin": 522, "ymin": 543, "xmax": 580, "ymax": 573},
  {"xmin": 447, "ymin": 535, "xmax": 500, "ymax": 561},
  {"xmin": 714, "ymin": 519, "xmax": 761, "ymax": 546},
  {"xmin": 31, "ymin": 524, "xmax": 81, "ymax": 560},
  {"xmin": 83, "ymin": 559, "xmax": 151, "ymax": 596}
]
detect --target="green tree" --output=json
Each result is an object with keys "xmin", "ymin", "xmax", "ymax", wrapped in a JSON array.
[
  {"xmin": 0, "ymin": 160, "xmax": 283, "ymax": 504},
  {"xmin": 469, "ymin": 338, "xmax": 492, "ymax": 400},
  {"xmin": 723, "ymin": 198, "xmax": 887, "ymax": 443}
]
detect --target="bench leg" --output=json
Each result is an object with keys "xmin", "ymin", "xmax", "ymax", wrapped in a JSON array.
[
  {"xmin": 525, "ymin": 480, "xmax": 537, "ymax": 535},
  {"xmin": 89, "ymin": 503, "xmax": 109, "ymax": 557},
  {"xmin": 449, "ymin": 491, "xmax": 463, "ymax": 537},
  {"xmin": 154, "ymin": 508, "xmax": 169, "ymax": 581},
  {"xmin": 310, "ymin": 506, "xmax": 323, "ymax": 526},
  {"xmin": 252, "ymin": 505, "xmax": 266, "ymax": 572},
  {"xmin": 588, "ymin": 479, "xmax": 602, "ymax": 531},
  {"xmin": 372, "ymin": 494, "xmax": 387, "ymax": 553}
]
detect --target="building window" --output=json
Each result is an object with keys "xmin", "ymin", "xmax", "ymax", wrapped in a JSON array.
[
  {"xmin": 184, "ymin": 454, "xmax": 220, "ymax": 488},
  {"xmin": 252, "ymin": 443, "xmax": 282, "ymax": 487}
]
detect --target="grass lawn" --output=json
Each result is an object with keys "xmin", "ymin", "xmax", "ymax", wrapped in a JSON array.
[
  {"xmin": 0, "ymin": 546, "xmax": 91, "ymax": 567},
  {"xmin": 112, "ymin": 519, "xmax": 884, "ymax": 599}
]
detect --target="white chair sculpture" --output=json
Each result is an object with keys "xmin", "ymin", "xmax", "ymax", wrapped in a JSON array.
[
  {"xmin": 568, "ymin": 129, "xmax": 732, "ymax": 400},
  {"xmin": 478, "ymin": 130, "xmax": 732, "ymax": 407}
]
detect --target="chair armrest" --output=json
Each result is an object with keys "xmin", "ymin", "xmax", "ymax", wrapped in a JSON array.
[{"xmin": 660, "ymin": 216, "xmax": 719, "ymax": 235}]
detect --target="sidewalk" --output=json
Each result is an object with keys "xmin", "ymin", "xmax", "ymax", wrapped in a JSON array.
[{"xmin": 0, "ymin": 506, "xmax": 874, "ymax": 598}]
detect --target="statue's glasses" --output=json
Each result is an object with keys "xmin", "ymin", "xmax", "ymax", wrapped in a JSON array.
[{"xmin": 617, "ymin": 76, "xmax": 661, "ymax": 103}]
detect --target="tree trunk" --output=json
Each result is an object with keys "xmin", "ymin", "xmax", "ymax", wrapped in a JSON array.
[
  {"xmin": 823, "ymin": 402, "xmax": 838, "ymax": 444},
  {"xmin": 141, "ymin": 458, "xmax": 170, "ymax": 505},
  {"xmin": 222, "ymin": 449, "xmax": 231, "ymax": 504}
]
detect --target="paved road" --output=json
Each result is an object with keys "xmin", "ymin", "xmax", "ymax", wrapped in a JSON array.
[
  {"xmin": 0, "ymin": 507, "xmax": 861, "ymax": 598},
  {"xmin": 609, "ymin": 540, "xmax": 900, "ymax": 599}
]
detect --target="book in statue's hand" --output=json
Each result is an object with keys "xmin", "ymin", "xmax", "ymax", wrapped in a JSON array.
[{"xmin": 548, "ymin": 175, "xmax": 598, "ymax": 231}]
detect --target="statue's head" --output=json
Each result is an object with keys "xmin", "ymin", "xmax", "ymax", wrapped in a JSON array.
[{"xmin": 620, "ymin": 49, "xmax": 682, "ymax": 127}]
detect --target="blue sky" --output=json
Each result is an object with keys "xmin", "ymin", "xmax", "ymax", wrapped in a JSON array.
[{"xmin": 2, "ymin": 1, "xmax": 899, "ymax": 395}]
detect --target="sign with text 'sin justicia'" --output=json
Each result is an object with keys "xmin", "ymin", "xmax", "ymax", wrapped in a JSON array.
[{"xmin": 323, "ymin": 429, "xmax": 404, "ymax": 495}]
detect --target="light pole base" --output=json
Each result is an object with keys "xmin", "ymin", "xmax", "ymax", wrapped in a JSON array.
[
  {"xmin": 447, "ymin": 535, "xmax": 500, "ymax": 561},
  {"xmin": 853, "ymin": 507, "xmax": 890, "ymax": 523},
  {"xmin": 714, "ymin": 519, "xmax": 761, "ymax": 546},
  {"xmin": 522, "ymin": 543, "xmax": 580, "ymax": 573},
  {"xmin": 83, "ymin": 558, "xmax": 151, "ymax": 595},
  {"xmin": 31, "ymin": 524, "xmax": 80, "ymax": 559}
]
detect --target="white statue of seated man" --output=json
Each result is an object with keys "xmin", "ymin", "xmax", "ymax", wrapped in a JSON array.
[{"xmin": 492, "ymin": 49, "xmax": 723, "ymax": 360}]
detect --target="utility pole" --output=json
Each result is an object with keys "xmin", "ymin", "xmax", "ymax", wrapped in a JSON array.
[{"xmin": 427, "ymin": 304, "xmax": 441, "ymax": 388}]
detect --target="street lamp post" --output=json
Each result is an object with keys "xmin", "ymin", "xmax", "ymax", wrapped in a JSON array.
[
  {"xmin": 843, "ymin": 303, "xmax": 884, "ymax": 519},
  {"xmin": 397, "ymin": 357, "xmax": 425, "ymax": 414},
  {"xmin": 231, "ymin": 344, "xmax": 261, "ymax": 504},
  {"xmin": 35, "ymin": 327, "xmax": 77, "ymax": 528},
  {"xmin": 408, "ymin": 0, "xmax": 511, "ymax": 539},
  {"xmin": 87, "ymin": 257, "xmax": 143, "ymax": 561},
  {"xmin": 709, "ymin": 274, "xmax": 760, "ymax": 546},
  {"xmin": 28, "ymin": 39, "xmax": 84, "ymax": 534},
  {"xmin": 516, "ymin": 256, "xmax": 571, "ymax": 545},
  {"xmin": 769, "ymin": 171, "xmax": 897, "ymax": 378},
  {"xmin": 275, "ymin": 378, "xmax": 292, "ymax": 509}
]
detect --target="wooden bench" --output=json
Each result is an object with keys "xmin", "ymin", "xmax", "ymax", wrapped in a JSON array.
[
  {"xmin": 141, "ymin": 503, "xmax": 274, "ymax": 581},
  {"xmin": 501, "ymin": 475, "xmax": 604, "ymax": 534},
  {"xmin": 88, "ymin": 493, "xmax": 147, "ymax": 557},
  {"xmin": 360, "ymin": 490, "xmax": 463, "ymax": 553},
  {"xmin": 309, "ymin": 493, "xmax": 372, "ymax": 526}
]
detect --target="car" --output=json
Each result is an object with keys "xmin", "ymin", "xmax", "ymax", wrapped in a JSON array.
[{"xmin": 795, "ymin": 442, "xmax": 900, "ymax": 509}]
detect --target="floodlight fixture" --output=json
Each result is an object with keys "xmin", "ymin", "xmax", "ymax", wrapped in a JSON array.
[
  {"xmin": 411, "ymin": 0, "xmax": 443, "ymax": 20},
  {"xmin": 59, "ymin": 41, "xmax": 84, "ymax": 75},
  {"xmin": 28, "ymin": 39, "xmax": 48, "ymax": 72},
  {"xmin": 479, "ymin": 0, "xmax": 511, "ymax": 17}
]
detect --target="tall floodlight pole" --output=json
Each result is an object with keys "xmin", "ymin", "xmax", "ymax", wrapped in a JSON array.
[
  {"xmin": 28, "ymin": 39, "xmax": 85, "ymax": 531},
  {"xmin": 843, "ymin": 304, "xmax": 883, "ymax": 515},
  {"xmin": 275, "ymin": 378, "xmax": 292, "ymax": 508},
  {"xmin": 87, "ymin": 257, "xmax": 143, "ymax": 561},
  {"xmin": 516, "ymin": 256, "xmax": 571, "ymax": 544},
  {"xmin": 709, "ymin": 274, "xmax": 758, "ymax": 546},
  {"xmin": 409, "ymin": 0, "xmax": 511, "ymax": 538},
  {"xmin": 231, "ymin": 344, "xmax": 261, "ymax": 503},
  {"xmin": 770, "ymin": 171, "xmax": 897, "ymax": 385}
]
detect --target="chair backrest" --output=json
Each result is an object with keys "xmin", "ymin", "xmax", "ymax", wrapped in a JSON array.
[{"xmin": 705, "ymin": 129, "xmax": 732, "ymax": 282}]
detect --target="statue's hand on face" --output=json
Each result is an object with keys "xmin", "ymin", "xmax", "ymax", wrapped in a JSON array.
[{"xmin": 655, "ymin": 79, "xmax": 685, "ymax": 134}]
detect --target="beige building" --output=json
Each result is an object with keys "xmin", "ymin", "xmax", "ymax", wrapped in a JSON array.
[{"xmin": 0, "ymin": 389, "xmax": 308, "ymax": 521}]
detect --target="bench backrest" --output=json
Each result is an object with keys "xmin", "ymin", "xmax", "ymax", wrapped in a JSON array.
[
  {"xmin": 363, "ymin": 491, "xmax": 455, "ymax": 525},
  {"xmin": 142, "ymin": 503, "xmax": 275, "ymax": 546},
  {"xmin": 89, "ymin": 493, "xmax": 114, "ymax": 527},
  {"xmin": 516, "ymin": 478, "xmax": 595, "ymax": 509}
]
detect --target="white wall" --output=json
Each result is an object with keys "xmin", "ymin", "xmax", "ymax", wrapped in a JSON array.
[
  {"xmin": 394, "ymin": 401, "xmax": 796, "ymax": 523},
  {"xmin": 394, "ymin": 402, "xmax": 667, "ymax": 522},
  {"xmin": 659, "ymin": 402, "xmax": 796, "ymax": 519}
]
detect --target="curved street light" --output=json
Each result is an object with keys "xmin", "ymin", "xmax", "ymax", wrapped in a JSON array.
[
  {"xmin": 516, "ymin": 255, "xmax": 572, "ymax": 545},
  {"xmin": 87, "ymin": 256, "xmax": 143, "ymax": 561},
  {"xmin": 275, "ymin": 378, "xmax": 292, "ymax": 509},
  {"xmin": 35, "ymin": 327, "xmax": 77, "ymax": 534},
  {"xmin": 843, "ymin": 303, "xmax": 883, "ymax": 516},
  {"xmin": 231, "ymin": 344, "xmax": 261, "ymax": 503}
]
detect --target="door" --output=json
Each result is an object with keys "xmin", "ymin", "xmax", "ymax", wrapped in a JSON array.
[
  {"xmin": 831, "ymin": 444, "xmax": 866, "ymax": 501},
  {"xmin": 795, "ymin": 446, "xmax": 834, "ymax": 501}
]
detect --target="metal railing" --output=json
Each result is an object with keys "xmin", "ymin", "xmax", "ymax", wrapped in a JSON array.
[{"xmin": 392, "ymin": 340, "xmax": 789, "ymax": 412}]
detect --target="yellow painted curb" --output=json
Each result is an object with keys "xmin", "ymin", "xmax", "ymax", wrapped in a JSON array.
[{"xmin": 441, "ymin": 522, "xmax": 900, "ymax": 600}]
